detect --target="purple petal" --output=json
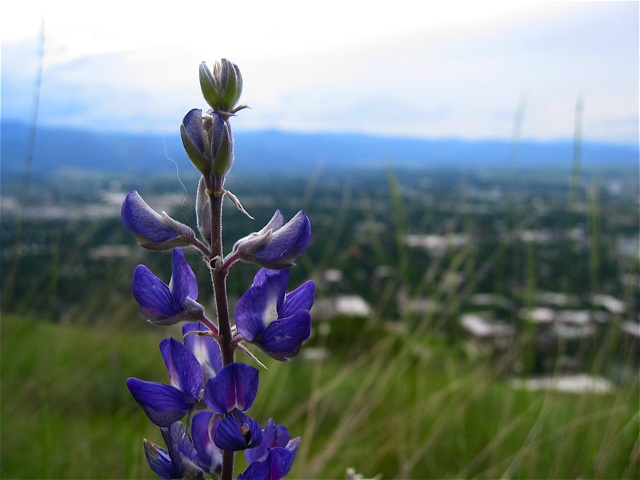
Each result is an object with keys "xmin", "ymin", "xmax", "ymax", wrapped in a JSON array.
[
  {"xmin": 258, "ymin": 210, "xmax": 286, "ymax": 234},
  {"xmin": 126, "ymin": 378, "xmax": 196, "ymax": 427},
  {"xmin": 144, "ymin": 439, "xmax": 180, "ymax": 479},
  {"xmin": 132, "ymin": 265, "xmax": 179, "ymax": 321},
  {"xmin": 159, "ymin": 338, "xmax": 203, "ymax": 399},
  {"xmin": 183, "ymin": 323, "xmax": 223, "ymax": 379},
  {"xmin": 280, "ymin": 280, "xmax": 315, "ymax": 318},
  {"xmin": 254, "ymin": 211, "xmax": 311, "ymax": 263},
  {"xmin": 169, "ymin": 249, "xmax": 198, "ymax": 306},
  {"xmin": 203, "ymin": 363, "xmax": 259, "ymax": 414},
  {"xmin": 214, "ymin": 410, "xmax": 263, "ymax": 451},
  {"xmin": 181, "ymin": 108, "xmax": 206, "ymax": 157},
  {"xmin": 236, "ymin": 270, "xmax": 288, "ymax": 342},
  {"xmin": 121, "ymin": 190, "xmax": 178, "ymax": 243},
  {"xmin": 238, "ymin": 448, "xmax": 293, "ymax": 480},
  {"xmin": 192, "ymin": 411, "xmax": 223, "ymax": 474},
  {"xmin": 160, "ymin": 421, "xmax": 206, "ymax": 478},
  {"xmin": 244, "ymin": 418, "xmax": 294, "ymax": 466},
  {"xmin": 257, "ymin": 311, "xmax": 311, "ymax": 361}
]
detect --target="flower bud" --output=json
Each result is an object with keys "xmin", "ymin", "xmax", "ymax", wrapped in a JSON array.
[
  {"xmin": 199, "ymin": 59, "xmax": 243, "ymax": 113},
  {"xmin": 207, "ymin": 111, "xmax": 234, "ymax": 177},
  {"xmin": 181, "ymin": 109, "xmax": 234, "ymax": 180},
  {"xmin": 180, "ymin": 108, "xmax": 209, "ymax": 176}
]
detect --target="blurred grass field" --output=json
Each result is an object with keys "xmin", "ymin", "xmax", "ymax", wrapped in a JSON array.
[{"xmin": 2, "ymin": 312, "xmax": 638, "ymax": 479}]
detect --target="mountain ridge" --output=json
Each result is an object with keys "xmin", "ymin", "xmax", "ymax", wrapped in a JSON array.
[{"xmin": 2, "ymin": 121, "xmax": 637, "ymax": 179}]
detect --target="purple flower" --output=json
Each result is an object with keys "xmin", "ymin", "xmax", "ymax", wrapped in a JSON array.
[
  {"xmin": 127, "ymin": 338, "xmax": 203, "ymax": 427},
  {"xmin": 244, "ymin": 418, "xmax": 300, "ymax": 471},
  {"xmin": 191, "ymin": 411, "xmax": 223, "ymax": 475},
  {"xmin": 238, "ymin": 447, "xmax": 297, "ymax": 480},
  {"xmin": 203, "ymin": 363, "xmax": 263, "ymax": 451},
  {"xmin": 235, "ymin": 268, "xmax": 315, "ymax": 361},
  {"xmin": 121, "ymin": 190, "xmax": 194, "ymax": 251},
  {"xmin": 132, "ymin": 249, "xmax": 204, "ymax": 326},
  {"xmin": 183, "ymin": 322, "xmax": 223, "ymax": 382},
  {"xmin": 144, "ymin": 421, "xmax": 204, "ymax": 479},
  {"xmin": 203, "ymin": 363, "xmax": 259, "ymax": 415},
  {"xmin": 214, "ymin": 410, "xmax": 263, "ymax": 451},
  {"xmin": 180, "ymin": 109, "xmax": 233, "ymax": 178},
  {"xmin": 232, "ymin": 210, "xmax": 311, "ymax": 269}
]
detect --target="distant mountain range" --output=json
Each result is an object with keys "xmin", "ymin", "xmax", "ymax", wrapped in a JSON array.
[{"xmin": 2, "ymin": 121, "xmax": 638, "ymax": 179}]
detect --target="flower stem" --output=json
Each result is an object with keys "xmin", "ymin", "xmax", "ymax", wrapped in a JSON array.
[
  {"xmin": 209, "ymin": 188, "xmax": 235, "ymax": 366},
  {"xmin": 209, "ymin": 121, "xmax": 236, "ymax": 480},
  {"xmin": 221, "ymin": 450, "xmax": 235, "ymax": 480}
]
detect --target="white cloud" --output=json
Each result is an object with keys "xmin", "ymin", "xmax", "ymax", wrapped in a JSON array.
[{"xmin": 2, "ymin": 1, "xmax": 637, "ymax": 142}]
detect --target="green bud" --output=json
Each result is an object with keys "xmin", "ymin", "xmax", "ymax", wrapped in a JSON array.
[
  {"xmin": 209, "ymin": 112, "xmax": 234, "ymax": 177},
  {"xmin": 199, "ymin": 59, "xmax": 243, "ymax": 113}
]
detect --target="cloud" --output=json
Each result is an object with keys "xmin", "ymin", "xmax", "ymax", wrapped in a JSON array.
[{"xmin": 2, "ymin": 1, "xmax": 637, "ymax": 143}]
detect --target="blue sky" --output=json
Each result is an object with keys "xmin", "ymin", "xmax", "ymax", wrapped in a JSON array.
[{"xmin": 2, "ymin": 1, "xmax": 638, "ymax": 143}]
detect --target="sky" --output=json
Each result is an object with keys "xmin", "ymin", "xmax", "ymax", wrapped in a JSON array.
[{"xmin": 2, "ymin": 0, "xmax": 638, "ymax": 143}]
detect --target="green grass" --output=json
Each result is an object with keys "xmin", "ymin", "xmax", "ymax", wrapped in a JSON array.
[{"xmin": 2, "ymin": 313, "xmax": 638, "ymax": 479}]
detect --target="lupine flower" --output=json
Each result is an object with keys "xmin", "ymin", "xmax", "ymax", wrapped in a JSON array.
[
  {"xmin": 144, "ymin": 421, "xmax": 204, "ymax": 479},
  {"xmin": 191, "ymin": 411, "xmax": 223, "ymax": 476},
  {"xmin": 199, "ymin": 59, "xmax": 244, "ymax": 113},
  {"xmin": 121, "ymin": 190, "xmax": 194, "ymax": 251},
  {"xmin": 235, "ymin": 268, "xmax": 315, "ymax": 361},
  {"xmin": 214, "ymin": 409, "xmax": 263, "ymax": 451},
  {"xmin": 127, "ymin": 338, "xmax": 203, "ymax": 427},
  {"xmin": 183, "ymin": 322, "xmax": 223, "ymax": 383},
  {"xmin": 244, "ymin": 418, "xmax": 300, "ymax": 468},
  {"xmin": 232, "ymin": 210, "xmax": 312, "ymax": 269},
  {"xmin": 238, "ymin": 448, "xmax": 296, "ymax": 480},
  {"xmin": 132, "ymin": 249, "xmax": 204, "ymax": 326},
  {"xmin": 203, "ymin": 363, "xmax": 263, "ymax": 451},
  {"xmin": 180, "ymin": 109, "xmax": 233, "ymax": 179},
  {"xmin": 203, "ymin": 362, "xmax": 259, "ymax": 414}
]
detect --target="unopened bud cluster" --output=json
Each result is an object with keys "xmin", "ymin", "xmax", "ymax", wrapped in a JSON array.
[{"xmin": 121, "ymin": 59, "xmax": 315, "ymax": 480}]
